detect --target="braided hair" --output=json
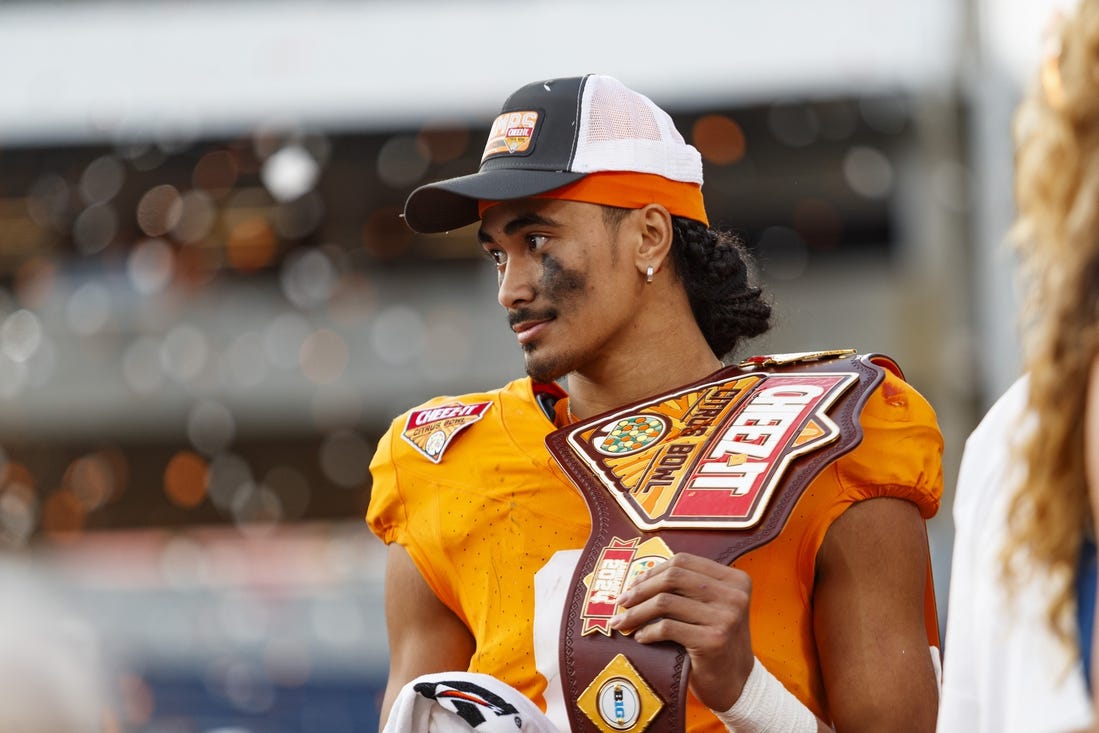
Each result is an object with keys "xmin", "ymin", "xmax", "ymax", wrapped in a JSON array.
[{"xmin": 669, "ymin": 216, "xmax": 772, "ymax": 359}]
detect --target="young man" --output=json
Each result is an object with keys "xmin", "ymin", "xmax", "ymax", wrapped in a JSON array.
[{"xmin": 367, "ymin": 75, "xmax": 943, "ymax": 732}]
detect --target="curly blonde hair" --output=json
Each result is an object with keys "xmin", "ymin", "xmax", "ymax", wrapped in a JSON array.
[{"xmin": 1005, "ymin": 0, "xmax": 1099, "ymax": 647}]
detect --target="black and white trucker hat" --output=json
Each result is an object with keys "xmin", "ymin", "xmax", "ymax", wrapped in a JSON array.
[{"xmin": 402, "ymin": 74, "xmax": 706, "ymax": 234}]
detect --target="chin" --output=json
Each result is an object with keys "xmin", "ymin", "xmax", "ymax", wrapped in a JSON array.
[{"xmin": 523, "ymin": 351, "xmax": 570, "ymax": 384}]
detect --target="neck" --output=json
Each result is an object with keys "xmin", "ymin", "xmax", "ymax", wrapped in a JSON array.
[
  {"xmin": 562, "ymin": 273, "xmax": 729, "ymax": 420},
  {"xmin": 565, "ymin": 338, "xmax": 723, "ymax": 420}
]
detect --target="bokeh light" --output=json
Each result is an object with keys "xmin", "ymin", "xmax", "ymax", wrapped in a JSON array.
[
  {"xmin": 376, "ymin": 135, "xmax": 430, "ymax": 188},
  {"xmin": 136, "ymin": 184, "xmax": 184, "ymax": 237},
  {"xmin": 263, "ymin": 312, "xmax": 310, "ymax": 371},
  {"xmin": 0, "ymin": 461, "xmax": 36, "ymax": 549},
  {"xmin": 122, "ymin": 336, "xmax": 166, "ymax": 395},
  {"xmin": 41, "ymin": 489, "xmax": 86, "ymax": 540},
  {"xmin": 72, "ymin": 203, "xmax": 117, "ymax": 255},
  {"xmin": 843, "ymin": 145, "xmax": 894, "ymax": 199},
  {"xmin": 65, "ymin": 451, "xmax": 121, "ymax": 512},
  {"xmin": 767, "ymin": 102, "xmax": 819, "ymax": 148},
  {"xmin": 273, "ymin": 191, "xmax": 325, "ymax": 240},
  {"xmin": 170, "ymin": 190, "xmax": 217, "ymax": 244},
  {"xmin": 206, "ymin": 453, "xmax": 253, "ymax": 513},
  {"xmin": 187, "ymin": 399, "xmax": 237, "ymax": 456},
  {"xmin": 127, "ymin": 238, "xmax": 175, "ymax": 294},
  {"xmin": 299, "ymin": 328, "xmax": 348, "ymax": 385},
  {"xmin": 164, "ymin": 450, "xmax": 209, "ymax": 509},
  {"xmin": 420, "ymin": 306, "xmax": 474, "ymax": 382},
  {"xmin": 230, "ymin": 482, "xmax": 282, "ymax": 534},
  {"xmin": 192, "ymin": 150, "xmax": 240, "ymax": 197},
  {"xmin": 318, "ymin": 429, "xmax": 371, "ymax": 489},
  {"xmin": 692, "ymin": 114, "xmax": 746, "ymax": 165},
  {"xmin": 159, "ymin": 323, "xmax": 209, "ymax": 383},
  {"xmin": 26, "ymin": 174, "xmax": 71, "ymax": 232},
  {"xmin": 66, "ymin": 281, "xmax": 112, "ymax": 336},
  {"xmin": 370, "ymin": 305, "xmax": 425, "ymax": 366},
  {"xmin": 280, "ymin": 248, "xmax": 338, "ymax": 310},
  {"xmin": 1, "ymin": 309, "xmax": 43, "ymax": 363},
  {"xmin": 222, "ymin": 331, "xmax": 268, "ymax": 390},
  {"xmin": 261, "ymin": 145, "xmax": 320, "ymax": 203},
  {"xmin": 227, "ymin": 216, "xmax": 278, "ymax": 272},
  {"xmin": 78, "ymin": 155, "xmax": 126, "ymax": 206}
]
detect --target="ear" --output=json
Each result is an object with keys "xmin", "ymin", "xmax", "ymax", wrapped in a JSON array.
[{"xmin": 634, "ymin": 204, "xmax": 674, "ymax": 278}]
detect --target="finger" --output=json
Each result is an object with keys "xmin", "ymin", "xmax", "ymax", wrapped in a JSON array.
[
  {"xmin": 610, "ymin": 593, "xmax": 713, "ymax": 635},
  {"xmin": 619, "ymin": 600, "xmax": 748, "ymax": 660},
  {"xmin": 618, "ymin": 559, "xmax": 749, "ymax": 608},
  {"xmin": 611, "ymin": 584, "xmax": 748, "ymax": 635}
]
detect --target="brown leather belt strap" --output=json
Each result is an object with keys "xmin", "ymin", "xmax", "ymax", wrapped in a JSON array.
[{"xmin": 545, "ymin": 353, "xmax": 891, "ymax": 733}]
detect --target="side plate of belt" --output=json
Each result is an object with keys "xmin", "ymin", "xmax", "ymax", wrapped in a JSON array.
[{"xmin": 544, "ymin": 350, "xmax": 897, "ymax": 733}]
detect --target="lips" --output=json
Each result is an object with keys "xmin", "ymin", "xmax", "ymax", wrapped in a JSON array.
[
  {"xmin": 512, "ymin": 318, "xmax": 551, "ymax": 345},
  {"xmin": 508, "ymin": 308, "xmax": 557, "ymax": 345}
]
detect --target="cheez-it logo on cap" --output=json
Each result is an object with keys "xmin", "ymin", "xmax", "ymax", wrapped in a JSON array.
[
  {"xmin": 401, "ymin": 401, "xmax": 492, "ymax": 463},
  {"xmin": 482, "ymin": 110, "xmax": 539, "ymax": 161}
]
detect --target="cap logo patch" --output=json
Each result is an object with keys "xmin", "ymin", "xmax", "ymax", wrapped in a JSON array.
[
  {"xmin": 401, "ymin": 401, "xmax": 492, "ymax": 463},
  {"xmin": 482, "ymin": 110, "xmax": 539, "ymax": 160}
]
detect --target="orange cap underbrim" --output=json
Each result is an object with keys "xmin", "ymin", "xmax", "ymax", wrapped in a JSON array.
[{"xmin": 477, "ymin": 171, "xmax": 708, "ymax": 226}]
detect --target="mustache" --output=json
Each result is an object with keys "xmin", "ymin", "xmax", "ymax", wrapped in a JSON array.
[{"xmin": 507, "ymin": 308, "xmax": 557, "ymax": 328}]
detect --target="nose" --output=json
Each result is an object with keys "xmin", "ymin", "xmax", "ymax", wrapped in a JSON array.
[{"xmin": 497, "ymin": 255, "xmax": 537, "ymax": 309}]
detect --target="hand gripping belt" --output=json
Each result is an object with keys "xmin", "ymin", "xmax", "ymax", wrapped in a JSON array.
[{"xmin": 544, "ymin": 351, "xmax": 898, "ymax": 733}]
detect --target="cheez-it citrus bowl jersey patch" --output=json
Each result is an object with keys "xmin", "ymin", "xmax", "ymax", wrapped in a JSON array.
[
  {"xmin": 401, "ymin": 401, "xmax": 492, "ymax": 464},
  {"xmin": 481, "ymin": 110, "xmax": 539, "ymax": 160}
]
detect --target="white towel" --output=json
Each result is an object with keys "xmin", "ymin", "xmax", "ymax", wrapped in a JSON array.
[{"xmin": 383, "ymin": 672, "xmax": 561, "ymax": 732}]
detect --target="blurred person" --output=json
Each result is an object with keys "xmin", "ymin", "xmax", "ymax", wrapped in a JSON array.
[
  {"xmin": 937, "ymin": 2, "xmax": 1099, "ymax": 730},
  {"xmin": 0, "ymin": 560, "xmax": 113, "ymax": 733},
  {"xmin": 368, "ymin": 74, "xmax": 943, "ymax": 732}
]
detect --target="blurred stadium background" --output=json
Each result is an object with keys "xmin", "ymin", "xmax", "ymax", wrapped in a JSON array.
[{"xmin": 0, "ymin": 0, "xmax": 1064, "ymax": 730}]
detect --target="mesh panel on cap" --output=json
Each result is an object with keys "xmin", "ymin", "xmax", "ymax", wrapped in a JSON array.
[
  {"xmin": 573, "ymin": 76, "xmax": 704, "ymax": 184},
  {"xmin": 586, "ymin": 80, "xmax": 663, "ymax": 143}
]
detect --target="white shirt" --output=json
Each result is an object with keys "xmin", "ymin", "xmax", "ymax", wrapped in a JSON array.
[{"xmin": 937, "ymin": 375, "xmax": 1094, "ymax": 732}]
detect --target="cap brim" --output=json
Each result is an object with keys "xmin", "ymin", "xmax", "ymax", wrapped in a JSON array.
[{"xmin": 403, "ymin": 169, "xmax": 588, "ymax": 234}]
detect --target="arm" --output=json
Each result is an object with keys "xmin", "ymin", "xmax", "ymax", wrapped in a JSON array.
[
  {"xmin": 606, "ymin": 501, "xmax": 935, "ymax": 732},
  {"xmin": 1086, "ymin": 355, "xmax": 1099, "ymax": 720},
  {"xmin": 611, "ymin": 554, "xmax": 831, "ymax": 731},
  {"xmin": 378, "ymin": 543, "xmax": 475, "ymax": 731},
  {"xmin": 813, "ymin": 496, "xmax": 939, "ymax": 732}
]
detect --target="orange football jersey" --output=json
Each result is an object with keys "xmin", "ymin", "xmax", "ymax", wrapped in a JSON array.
[{"xmin": 368, "ymin": 371, "xmax": 942, "ymax": 729}]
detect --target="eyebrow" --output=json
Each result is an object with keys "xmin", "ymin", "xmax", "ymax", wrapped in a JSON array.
[{"xmin": 477, "ymin": 212, "xmax": 561, "ymax": 244}]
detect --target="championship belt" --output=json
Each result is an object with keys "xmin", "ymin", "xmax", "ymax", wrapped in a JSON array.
[{"xmin": 544, "ymin": 351, "xmax": 896, "ymax": 733}]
